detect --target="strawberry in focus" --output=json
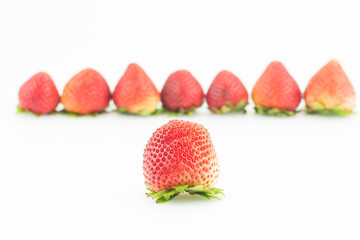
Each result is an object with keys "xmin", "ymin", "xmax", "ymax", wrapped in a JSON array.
[
  {"xmin": 113, "ymin": 63, "xmax": 160, "ymax": 115},
  {"xmin": 304, "ymin": 59, "xmax": 355, "ymax": 115},
  {"xmin": 206, "ymin": 70, "xmax": 248, "ymax": 113},
  {"xmin": 252, "ymin": 61, "xmax": 301, "ymax": 116},
  {"xmin": 143, "ymin": 120, "xmax": 223, "ymax": 203},
  {"xmin": 61, "ymin": 68, "xmax": 111, "ymax": 115},
  {"xmin": 18, "ymin": 72, "xmax": 60, "ymax": 114},
  {"xmin": 161, "ymin": 70, "xmax": 204, "ymax": 115}
]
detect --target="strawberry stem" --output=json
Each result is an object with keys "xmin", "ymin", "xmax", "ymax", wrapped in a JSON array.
[{"xmin": 145, "ymin": 182, "xmax": 224, "ymax": 203}]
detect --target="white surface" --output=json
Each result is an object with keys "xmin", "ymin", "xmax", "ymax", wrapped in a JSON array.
[{"xmin": 1, "ymin": 0, "xmax": 360, "ymax": 239}]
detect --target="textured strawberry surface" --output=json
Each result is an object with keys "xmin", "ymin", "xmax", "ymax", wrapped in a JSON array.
[
  {"xmin": 18, "ymin": 72, "xmax": 60, "ymax": 114},
  {"xmin": 206, "ymin": 70, "xmax": 248, "ymax": 112},
  {"xmin": 143, "ymin": 120, "xmax": 219, "ymax": 192},
  {"xmin": 305, "ymin": 59, "xmax": 355, "ymax": 112},
  {"xmin": 61, "ymin": 68, "xmax": 110, "ymax": 114},
  {"xmin": 113, "ymin": 63, "xmax": 160, "ymax": 115},
  {"xmin": 161, "ymin": 70, "xmax": 204, "ymax": 112},
  {"xmin": 252, "ymin": 62, "xmax": 301, "ymax": 111}
]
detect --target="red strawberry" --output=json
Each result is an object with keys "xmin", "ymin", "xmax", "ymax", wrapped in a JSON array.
[
  {"xmin": 18, "ymin": 72, "xmax": 60, "ymax": 114},
  {"xmin": 143, "ymin": 120, "xmax": 223, "ymax": 203},
  {"xmin": 61, "ymin": 68, "xmax": 111, "ymax": 114},
  {"xmin": 113, "ymin": 63, "xmax": 160, "ymax": 115},
  {"xmin": 206, "ymin": 70, "xmax": 248, "ymax": 113},
  {"xmin": 304, "ymin": 59, "xmax": 355, "ymax": 115},
  {"xmin": 252, "ymin": 61, "xmax": 301, "ymax": 116},
  {"xmin": 161, "ymin": 70, "xmax": 204, "ymax": 115}
]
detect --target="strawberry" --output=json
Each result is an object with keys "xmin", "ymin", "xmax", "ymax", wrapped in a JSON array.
[
  {"xmin": 304, "ymin": 59, "xmax": 356, "ymax": 115},
  {"xmin": 113, "ymin": 63, "xmax": 160, "ymax": 115},
  {"xmin": 18, "ymin": 72, "xmax": 60, "ymax": 114},
  {"xmin": 206, "ymin": 70, "xmax": 248, "ymax": 113},
  {"xmin": 143, "ymin": 120, "xmax": 223, "ymax": 203},
  {"xmin": 161, "ymin": 70, "xmax": 204, "ymax": 115},
  {"xmin": 61, "ymin": 68, "xmax": 111, "ymax": 115},
  {"xmin": 252, "ymin": 61, "xmax": 301, "ymax": 116}
]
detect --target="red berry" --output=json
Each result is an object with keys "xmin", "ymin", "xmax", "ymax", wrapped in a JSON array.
[
  {"xmin": 113, "ymin": 63, "xmax": 160, "ymax": 115},
  {"xmin": 18, "ymin": 72, "xmax": 60, "ymax": 114},
  {"xmin": 143, "ymin": 120, "xmax": 223, "ymax": 202},
  {"xmin": 304, "ymin": 59, "xmax": 355, "ymax": 115},
  {"xmin": 61, "ymin": 68, "xmax": 111, "ymax": 114},
  {"xmin": 206, "ymin": 70, "xmax": 248, "ymax": 113},
  {"xmin": 161, "ymin": 70, "xmax": 204, "ymax": 113},
  {"xmin": 252, "ymin": 62, "xmax": 301, "ymax": 116}
]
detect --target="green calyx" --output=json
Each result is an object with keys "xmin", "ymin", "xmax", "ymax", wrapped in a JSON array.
[
  {"xmin": 212, "ymin": 100, "xmax": 248, "ymax": 114},
  {"xmin": 115, "ymin": 107, "xmax": 163, "ymax": 116},
  {"xmin": 17, "ymin": 105, "xmax": 42, "ymax": 116},
  {"xmin": 145, "ymin": 182, "xmax": 224, "ymax": 203},
  {"xmin": 17, "ymin": 104, "xmax": 109, "ymax": 117},
  {"xmin": 306, "ymin": 102, "xmax": 352, "ymax": 116},
  {"xmin": 255, "ymin": 105, "xmax": 297, "ymax": 117},
  {"xmin": 57, "ymin": 109, "xmax": 101, "ymax": 117},
  {"xmin": 164, "ymin": 107, "xmax": 199, "ymax": 116}
]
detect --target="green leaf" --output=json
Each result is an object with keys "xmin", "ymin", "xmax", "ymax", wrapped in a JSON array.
[
  {"xmin": 145, "ymin": 182, "xmax": 224, "ymax": 203},
  {"xmin": 255, "ymin": 105, "xmax": 298, "ymax": 117},
  {"xmin": 156, "ymin": 194, "xmax": 179, "ymax": 203},
  {"xmin": 211, "ymin": 188, "xmax": 225, "ymax": 196},
  {"xmin": 219, "ymin": 105, "xmax": 232, "ymax": 113},
  {"xmin": 116, "ymin": 107, "xmax": 164, "ymax": 116},
  {"xmin": 146, "ymin": 192, "xmax": 157, "ymax": 197},
  {"xmin": 137, "ymin": 109, "xmax": 154, "ymax": 116},
  {"xmin": 152, "ymin": 189, "xmax": 172, "ymax": 199},
  {"xmin": 117, "ymin": 108, "xmax": 130, "ymax": 114},
  {"xmin": 195, "ymin": 192, "xmax": 212, "ymax": 200},
  {"xmin": 163, "ymin": 190, "xmax": 177, "ymax": 200},
  {"xmin": 213, "ymin": 108, "xmax": 222, "ymax": 114},
  {"xmin": 163, "ymin": 106, "xmax": 199, "ymax": 116},
  {"xmin": 167, "ymin": 111, "xmax": 178, "ymax": 116},
  {"xmin": 17, "ymin": 105, "xmax": 26, "ymax": 114},
  {"xmin": 210, "ymin": 100, "xmax": 248, "ymax": 114},
  {"xmin": 234, "ymin": 100, "xmax": 246, "ymax": 111},
  {"xmin": 305, "ymin": 106, "xmax": 353, "ymax": 116},
  {"xmin": 152, "ymin": 108, "xmax": 164, "ymax": 115},
  {"xmin": 16, "ymin": 105, "xmax": 43, "ymax": 117},
  {"xmin": 313, "ymin": 102, "xmax": 325, "ymax": 111},
  {"xmin": 174, "ymin": 185, "xmax": 188, "ymax": 193},
  {"xmin": 186, "ymin": 185, "xmax": 211, "ymax": 194},
  {"xmin": 145, "ymin": 182, "xmax": 155, "ymax": 193}
]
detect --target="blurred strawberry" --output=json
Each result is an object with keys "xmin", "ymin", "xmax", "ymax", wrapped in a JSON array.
[
  {"xmin": 18, "ymin": 72, "xmax": 60, "ymax": 114},
  {"xmin": 113, "ymin": 63, "xmax": 160, "ymax": 115},
  {"xmin": 304, "ymin": 59, "xmax": 355, "ymax": 115},
  {"xmin": 61, "ymin": 68, "xmax": 110, "ymax": 114},
  {"xmin": 206, "ymin": 70, "xmax": 248, "ymax": 113},
  {"xmin": 161, "ymin": 70, "xmax": 204, "ymax": 115},
  {"xmin": 252, "ymin": 61, "xmax": 301, "ymax": 116}
]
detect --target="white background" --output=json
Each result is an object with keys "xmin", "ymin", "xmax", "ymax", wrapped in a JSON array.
[{"xmin": 1, "ymin": 0, "xmax": 360, "ymax": 239}]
